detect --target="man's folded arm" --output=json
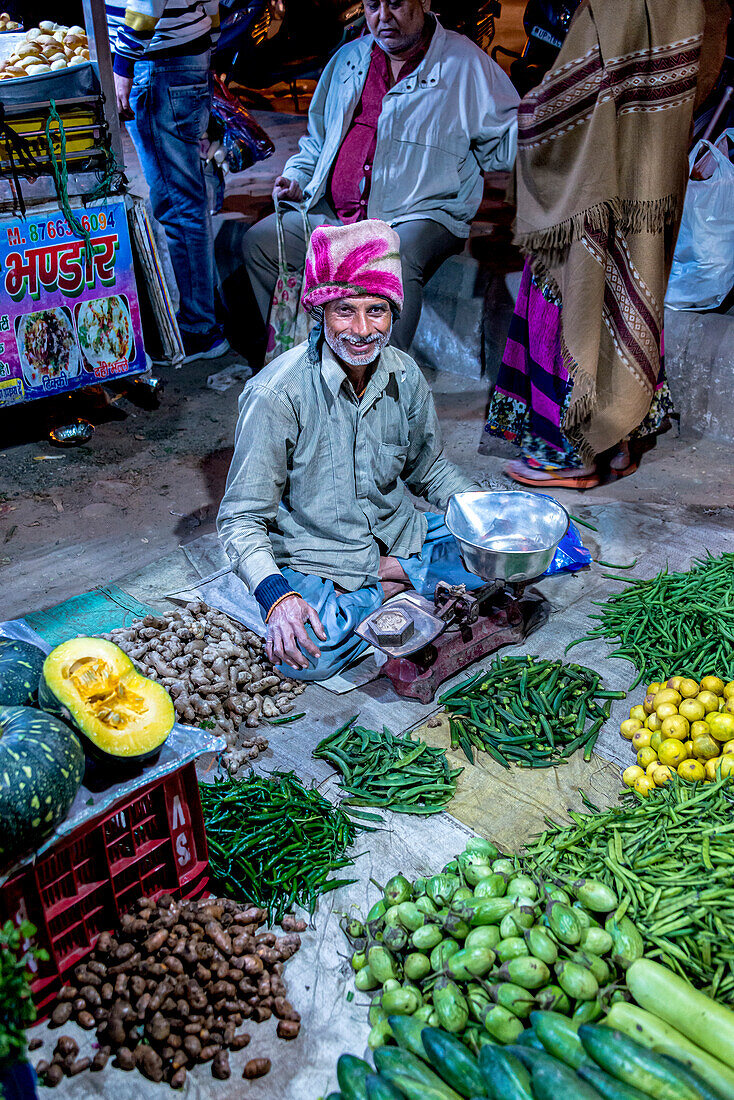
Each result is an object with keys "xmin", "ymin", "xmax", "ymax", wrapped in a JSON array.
[
  {"xmin": 216, "ymin": 387, "xmax": 297, "ymax": 614},
  {"xmin": 468, "ymin": 52, "xmax": 520, "ymax": 174}
]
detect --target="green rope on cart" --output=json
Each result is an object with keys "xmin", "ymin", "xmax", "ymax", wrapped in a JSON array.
[
  {"xmin": 45, "ymin": 98, "xmax": 92, "ymax": 257},
  {"xmin": 86, "ymin": 144, "xmax": 125, "ymax": 204}
]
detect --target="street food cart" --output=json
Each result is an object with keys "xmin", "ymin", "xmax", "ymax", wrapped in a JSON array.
[{"xmin": 0, "ymin": 0, "xmax": 177, "ymax": 414}]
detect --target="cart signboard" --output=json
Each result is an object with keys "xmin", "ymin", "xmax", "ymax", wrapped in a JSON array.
[{"xmin": 0, "ymin": 200, "xmax": 146, "ymax": 406}]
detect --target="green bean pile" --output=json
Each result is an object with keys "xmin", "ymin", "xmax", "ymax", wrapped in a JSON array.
[
  {"xmin": 568, "ymin": 551, "xmax": 734, "ymax": 688},
  {"xmin": 314, "ymin": 718, "xmax": 462, "ymax": 814},
  {"xmin": 199, "ymin": 771, "xmax": 363, "ymax": 923},
  {"xmin": 523, "ymin": 775, "xmax": 734, "ymax": 1002},
  {"xmin": 439, "ymin": 655, "xmax": 622, "ymax": 768}
]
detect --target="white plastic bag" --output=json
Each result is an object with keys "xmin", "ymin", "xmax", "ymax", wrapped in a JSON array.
[{"xmin": 666, "ymin": 129, "xmax": 734, "ymax": 311}]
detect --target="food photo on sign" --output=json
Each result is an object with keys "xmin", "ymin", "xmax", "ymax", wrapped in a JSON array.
[
  {"xmin": 74, "ymin": 294, "xmax": 136, "ymax": 375},
  {"xmin": 14, "ymin": 306, "xmax": 80, "ymax": 390}
]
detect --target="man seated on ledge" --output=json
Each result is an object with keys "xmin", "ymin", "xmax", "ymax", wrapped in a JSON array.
[
  {"xmin": 242, "ymin": 0, "xmax": 519, "ymax": 362},
  {"xmin": 217, "ymin": 220, "xmax": 484, "ymax": 678}
]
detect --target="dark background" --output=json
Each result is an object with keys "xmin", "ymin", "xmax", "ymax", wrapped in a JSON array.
[{"xmin": 4, "ymin": 2, "xmax": 84, "ymax": 26}]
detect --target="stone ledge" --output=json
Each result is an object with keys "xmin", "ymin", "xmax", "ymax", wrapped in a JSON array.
[
  {"xmin": 410, "ymin": 249, "xmax": 517, "ymax": 380},
  {"xmin": 663, "ymin": 308, "xmax": 734, "ymax": 444}
]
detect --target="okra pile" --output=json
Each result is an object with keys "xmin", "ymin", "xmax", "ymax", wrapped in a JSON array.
[
  {"xmin": 439, "ymin": 655, "xmax": 623, "ymax": 768},
  {"xmin": 313, "ymin": 718, "xmax": 462, "ymax": 814},
  {"xmin": 343, "ymin": 837, "xmax": 644, "ymax": 1052},
  {"xmin": 523, "ymin": 775, "xmax": 734, "ymax": 1003},
  {"xmin": 200, "ymin": 771, "xmax": 364, "ymax": 924},
  {"xmin": 568, "ymin": 551, "xmax": 734, "ymax": 687}
]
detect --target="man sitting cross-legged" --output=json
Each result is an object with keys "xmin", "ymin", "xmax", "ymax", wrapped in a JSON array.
[{"xmin": 217, "ymin": 219, "xmax": 484, "ymax": 678}]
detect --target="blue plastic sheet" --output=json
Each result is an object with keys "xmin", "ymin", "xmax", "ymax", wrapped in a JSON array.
[{"xmin": 545, "ymin": 520, "xmax": 591, "ymax": 576}]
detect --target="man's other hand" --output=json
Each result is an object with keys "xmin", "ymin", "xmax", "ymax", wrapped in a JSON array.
[
  {"xmin": 266, "ymin": 594, "xmax": 327, "ymax": 670},
  {"xmin": 114, "ymin": 73, "xmax": 135, "ymax": 121},
  {"xmin": 273, "ymin": 176, "xmax": 304, "ymax": 203}
]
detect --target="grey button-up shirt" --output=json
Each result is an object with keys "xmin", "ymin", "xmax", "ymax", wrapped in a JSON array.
[{"xmin": 217, "ymin": 340, "xmax": 477, "ymax": 593}]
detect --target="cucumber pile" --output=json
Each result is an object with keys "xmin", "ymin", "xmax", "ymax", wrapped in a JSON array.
[
  {"xmin": 345, "ymin": 838, "xmax": 644, "ymax": 1050},
  {"xmin": 326, "ymin": 1013, "xmax": 726, "ymax": 1100}
]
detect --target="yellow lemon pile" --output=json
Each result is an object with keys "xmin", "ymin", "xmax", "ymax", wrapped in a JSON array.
[{"xmin": 620, "ymin": 675, "xmax": 734, "ymax": 795}]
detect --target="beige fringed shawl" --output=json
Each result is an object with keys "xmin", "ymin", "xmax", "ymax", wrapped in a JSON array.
[{"xmin": 514, "ymin": 0, "xmax": 706, "ymax": 460}]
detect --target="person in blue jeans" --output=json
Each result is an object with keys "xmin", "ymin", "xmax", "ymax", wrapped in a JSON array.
[{"xmin": 106, "ymin": 0, "xmax": 228, "ymax": 362}]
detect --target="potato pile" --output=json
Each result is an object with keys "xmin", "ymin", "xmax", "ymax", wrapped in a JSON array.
[
  {"xmin": 0, "ymin": 12, "xmax": 21, "ymax": 31},
  {"xmin": 0, "ymin": 20, "xmax": 90, "ymax": 80},
  {"xmin": 101, "ymin": 601, "xmax": 305, "ymax": 772},
  {"xmin": 38, "ymin": 894, "xmax": 304, "ymax": 1089}
]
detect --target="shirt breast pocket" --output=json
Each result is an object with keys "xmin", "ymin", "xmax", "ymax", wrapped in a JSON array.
[{"xmin": 377, "ymin": 441, "xmax": 409, "ymax": 488}]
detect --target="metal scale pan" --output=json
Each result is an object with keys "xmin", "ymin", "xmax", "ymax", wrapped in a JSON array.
[
  {"xmin": 445, "ymin": 490, "xmax": 569, "ymax": 584},
  {"xmin": 356, "ymin": 491, "xmax": 569, "ymax": 701}
]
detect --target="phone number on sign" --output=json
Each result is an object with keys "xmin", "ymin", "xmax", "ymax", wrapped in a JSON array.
[{"xmin": 6, "ymin": 211, "xmax": 115, "ymax": 248}]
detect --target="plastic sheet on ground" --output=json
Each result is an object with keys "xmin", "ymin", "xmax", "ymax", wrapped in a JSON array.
[
  {"xmin": 22, "ymin": 583, "xmax": 159, "ymax": 648},
  {"xmin": 21, "ymin": 500, "xmax": 734, "ymax": 1098},
  {"xmin": 172, "ymin": 532, "xmax": 265, "ymax": 634},
  {"xmin": 206, "ymin": 362, "xmax": 253, "ymax": 392},
  {"xmin": 413, "ymin": 714, "xmax": 622, "ymax": 848}
]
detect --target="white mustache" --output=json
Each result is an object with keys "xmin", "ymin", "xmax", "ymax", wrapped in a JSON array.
[{"xmin": 339, "ymin": 332, "xmax": 383, "ymax": 346}]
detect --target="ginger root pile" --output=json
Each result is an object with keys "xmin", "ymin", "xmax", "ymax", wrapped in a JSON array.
[{"xmin": 101, "ymin": 601, "xmax": 305, "ymax": 773}]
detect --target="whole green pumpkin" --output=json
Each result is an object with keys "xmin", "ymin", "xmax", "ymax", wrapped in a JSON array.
[
  {"xmin": 0, "ymin": 638, "xmax": 47, "ymax": 706},
  {"xmin": 0, "ymin": 705, "xmax": 84, "ymax": 865}
]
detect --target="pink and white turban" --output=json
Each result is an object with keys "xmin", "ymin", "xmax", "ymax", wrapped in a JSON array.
[{"xmin": 301, "ymin": 219, "xmax": 404, "ymax": 314}]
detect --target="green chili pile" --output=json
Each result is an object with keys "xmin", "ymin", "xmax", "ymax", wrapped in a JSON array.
[
  {"xmin": 523, "ymin": 775, "xmax": 734, "ymax": 1002},
  {"xmin": 568, "ymin": 551, "xmax": 734, "ymax": 687},
  {"xmin": 199, "ymin": 771, "xmax": 363, "ymax": 923},
  {"xmin": 314, "ymin": 718, "xmax": 462, "ymax": 814},
  {"xmin": 439, "ymin": 654, "xmax": 622, "ymax": 767}
]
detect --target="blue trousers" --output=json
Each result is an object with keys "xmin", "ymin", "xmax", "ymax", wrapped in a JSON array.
[
  {"xmin": 281, "ymin": 513, "xmax": 483, "ymax": 681},
  {"xmin": 127, "ymin": 54, "xmax": 220, "ymax": 337}
]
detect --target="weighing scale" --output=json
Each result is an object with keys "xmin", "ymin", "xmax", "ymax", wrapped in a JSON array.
[
  {"xmin": 354, "ymin": 490, "xmax": 568, "ymax": 703},
  {"xmin": 355, "ymin": 580, "xmax": 547, "ymax": 703}
]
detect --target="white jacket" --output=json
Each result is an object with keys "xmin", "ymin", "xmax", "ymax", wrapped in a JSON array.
[{"xmin": 283, "ymin": 18, "xmax": 519, "ymax": 239}]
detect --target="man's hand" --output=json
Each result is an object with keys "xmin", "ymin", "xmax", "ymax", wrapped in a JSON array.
[
  {"xmin": 379, "ymin": 555, "xmax": 410, "ymax": 601},
  {"xmin": 266, "ymin": 594, "xmax": 327, "ymax": 671},
  {"xmin": 273, "ymin": 175, "xmax": 304, "ymax": 203},
  {"xmin": 204, "ymin": 138, "xmax": 228, "ymax": 169},
  {"xmin": 114, "ymin": 73, "xmax": 135, "ymax": 122}
]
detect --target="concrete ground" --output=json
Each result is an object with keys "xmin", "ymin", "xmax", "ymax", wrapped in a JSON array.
[
  {"xmin": 3, "ymin": 41, "xmax": 734, "ymax": 1098},
  {"xmin": 3, "ymin": 354, "xmax": 733, "ymax": 622},
  {"xmin": 3, "ymin": 105, "xmax": 733, "ymax": 617}
]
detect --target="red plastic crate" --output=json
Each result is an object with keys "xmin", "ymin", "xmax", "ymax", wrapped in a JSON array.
[{"xmin": 0, "ymin": 761, "xmax": 209, "ymax": 1016}]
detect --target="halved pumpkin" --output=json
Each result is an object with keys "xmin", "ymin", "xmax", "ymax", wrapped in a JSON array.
[{"xmin": 39, "ymin": 638, "xmax": 174, "ymax": 762}]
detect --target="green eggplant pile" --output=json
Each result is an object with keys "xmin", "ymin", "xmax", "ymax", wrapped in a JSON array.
[
  {"xmin": 343, "ymin": 838, "xmax": 645, "ymax": 1051},
  {"xmin": 321, "ymin": 1013, "xmax": 728, "ymax": 1100}
]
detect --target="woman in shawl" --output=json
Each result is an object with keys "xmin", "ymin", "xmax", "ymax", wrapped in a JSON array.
[{"xmin": 484, "ymin": 0, "xmax": 731, "ymax": 490}]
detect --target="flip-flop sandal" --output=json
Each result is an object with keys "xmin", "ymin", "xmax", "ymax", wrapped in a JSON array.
[
  {"xmin": 607, "ymin": 461, "xmax": 639, "ymax": 481},
  {"xmin": 505, "ymin": 465, "xmax": 602, "ymax": 491}
]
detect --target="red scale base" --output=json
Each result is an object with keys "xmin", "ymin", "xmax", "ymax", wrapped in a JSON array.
[{"xmin": 380, "ymin": 588, "xmax": 547, "ymax": 704}]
